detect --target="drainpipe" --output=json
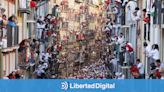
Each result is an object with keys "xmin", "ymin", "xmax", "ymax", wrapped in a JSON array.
[
  {"xmin": 23, "ymin": 13, "xmax": 27, "ymax": 39},
  {"xmin": 0, "ymin": 49, "xmax": 2, "ymax": 78},
  {"xmin": 8, "ymin": 1, "xmax": 9, "ymax": 17},
  {"xmin": 15, "ymin": 48, "xmax": 19, "ymax": 69}
]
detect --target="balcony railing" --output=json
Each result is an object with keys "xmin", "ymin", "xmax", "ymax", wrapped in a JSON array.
[{"xmin": 7, "ymin": 25, "xmax": 19, "ymax": 47}]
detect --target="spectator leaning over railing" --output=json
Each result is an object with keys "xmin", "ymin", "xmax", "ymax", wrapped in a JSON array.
[{"xmin": 8, "ymin": 15, "xmax": 17, "ymax": 27}]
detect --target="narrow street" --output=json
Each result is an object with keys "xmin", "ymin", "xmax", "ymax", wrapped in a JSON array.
[{"xmin": 1, "ymin": 0, "xmax": 164, "ymax": 79}]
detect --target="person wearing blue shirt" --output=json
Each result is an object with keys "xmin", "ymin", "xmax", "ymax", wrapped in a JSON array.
[{"xmin": 7, "ymin": 15, "xmax": 17, "ymax": 27}]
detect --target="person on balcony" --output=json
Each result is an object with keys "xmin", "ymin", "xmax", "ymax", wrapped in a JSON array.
[
  {"xmin": 1, "ymin": 14, "xmax": 7, "ymax": 37},
  {"xmin": 125, "ymin": 0, "xmax": 137, "ymax": 23},
  {"xmin": 150, "ymin": 44, "xmax": 159, "ymax": 64},
  {"xmin": 36, "ymin": 18, "xmax": 45, "ymax": 40},
  {"xmin": 126, "ymin": 41, "xmax": 135, "ymax": 65},
  {"xmin": 8, "ymin": 15, "xmax": 17, "ymax": 27},
  {"xmin": 136, "ymin": 59, "xmax": 145, "ymax": 78},
  {"xmin": 117, "ymin": 33, "xmax": 125, "ymax": 66}
]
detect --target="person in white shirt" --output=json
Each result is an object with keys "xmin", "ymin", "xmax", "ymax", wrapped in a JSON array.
[
  {"xmin": 143, "ymin": 42, "xmax": 152, "ymax": 75},
  {"xmin": 43, "ymin": 62, "xmax": 49, "ymax": 70},
  {"xmin": 125, "ymin": 0, "xmax": 137, "ymax": 23},
  {"xmin": 155, "ymin": 59, "xmax": 164, "ymax": 72},
  {"xmin": 36, "ymin": 21, "xmax": 41, "ymax": 39},
  {"xmin": 44, "ymin": 52, "xmax": 50, "ymax": 62},
  {"xmin": 39, "ymin": 51, "xmax": 46, "ymax": 62},
  {"xmin": 115, "ymin": 72, "xmax": 125, "ymax": 79},
  {"xmin": 150, "ymin": 44, "xmax": 159, "ymax": 63},
  {"xmin": 152, "ymin": 44, "xmax": 159, "ymax": 60},
  {"xmin": 132, "ymin": 7, "xmax": 142, "ymax": 21},
  {"xmin": 136, "ymin": 59, "xmax": 145, "ymax": 78},
  {"xmin": 143, "ymin": 42, "xmax": 151, "ymax": 57},
  {"xmin": 1, "ymin": 36, "xmax": 7, "ymax": 48},
  {"xmin": 118, "ymin": 33, "xmax": 125, "ymax": 45},
  {"xmin": 36, "ymin": 20, "xmax": 45, "ymax": 40},
  {"xmin": 118, "ymin": 33, "xmax": 125, "ymax": 52}
]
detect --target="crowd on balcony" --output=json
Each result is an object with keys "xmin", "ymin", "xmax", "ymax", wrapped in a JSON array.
[
  {"xmin": 102, "ymin": 0, "xmax": 164, "ymax": 79},
  {"xmin": 0, "ymin": 7, "xmax": 18, "ymax": 48},
  {"xmin": 16, "ymin": 14, "xmax": 64, "ymax": 79}
]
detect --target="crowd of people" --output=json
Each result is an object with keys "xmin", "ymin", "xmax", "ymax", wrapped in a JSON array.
[
  {"xmin": 2, "ymin": 0, "xmax": 164, "ymax": 79},
  {"xmin": 102, "ymin": 0, "xmax": 164, "ymax": 79},
  {"xmin": 144, "ymin": 42, "xmax": 164, "ymax": 79},
  {"xmin": 1, "ymin": 12, "xmax": 23, "ymax": 79},
  {"xmin": 68, "ymin": 59, "xmax": 108, "ymax": 79},
  {"xmin": 31, "ymin": 15, "xmax": 62, "ymax": 79},
  {"xmin": 2, "ymin": 14, "xmax": 63, "ymax": 79},
  {"xmin": 3, "ymin": 69, "xmax": 22, "ymax": 79}
]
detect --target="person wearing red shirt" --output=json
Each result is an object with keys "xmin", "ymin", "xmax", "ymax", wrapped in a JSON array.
[{"xmin": 130, "ymin": 63, "xmax": 142, "ymax": 79}]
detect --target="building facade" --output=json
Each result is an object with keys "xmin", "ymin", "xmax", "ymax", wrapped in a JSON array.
[{"xmin": 0, "ymin": 0, "xmax": 51, "ymax": 78}]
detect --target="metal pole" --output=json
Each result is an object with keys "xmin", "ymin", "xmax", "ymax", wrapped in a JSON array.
[
  {"xmin": 0, "ymin": 49, "xmax": 3, "ymax": 78},
  {"xmin": 12, "ymin": 27, "xmax": 14, "ymax": 46}
]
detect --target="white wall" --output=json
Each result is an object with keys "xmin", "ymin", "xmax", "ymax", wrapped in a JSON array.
[{"xmin": 2, "ymin": 49, "xmax": 17, "ymax": 76}]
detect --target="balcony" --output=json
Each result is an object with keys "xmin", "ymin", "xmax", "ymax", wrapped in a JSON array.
[
  {"xmin": 18, "ymin": 8, "xmax": 31, "ymax": 14},
  {"xmin": 6, "ymin": 25, "xmax": 19, "ymax": 47}
]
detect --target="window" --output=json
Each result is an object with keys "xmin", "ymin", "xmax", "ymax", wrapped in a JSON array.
[
  {"xmin": 121, "ymin": 8, "xmax": 126, "ymax": 25},
  {"xmin": 162, "ymin": 1, "xmax": 164, "ymax": 8},
  {"xmin": 121, "ymin": 27, "xmax": 130, "ymax": 42}
]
